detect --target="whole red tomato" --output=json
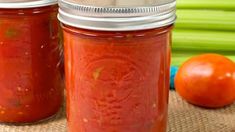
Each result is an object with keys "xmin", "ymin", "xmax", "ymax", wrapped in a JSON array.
[{"xmin": 175, "ymin": 54, "xmax": 235, "ymax": 108}]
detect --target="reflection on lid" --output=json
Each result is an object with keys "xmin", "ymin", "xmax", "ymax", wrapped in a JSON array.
[
  {"xmin": 58, "ymin": 0, "xmax": 176, "ymax": 31},
  {"xmin": 69, "ymin": 0, "xmax": 175, "ymax": 7}
]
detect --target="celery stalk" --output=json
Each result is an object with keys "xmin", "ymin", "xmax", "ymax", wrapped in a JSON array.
[
  {"xmin": 175, "ymin": 10, "xmax": 235, "ymax": 31},
  {"xmin": 172, "ymin": 56, "xmax": 235, "ymax": 66},
  {"xmin": 177, "ymin": 0, "xmax": 235, "ymax": 10},
  {"xmin": 172, "ymin": 30, "xmax": 235, "ymax": 51},
  {"xmin": 171, "ymin": 51, "xmax": 235, "ymax": 66},
  {"xmin": 171, "ymin": 56, "xmax": 191, "ymax": 66},
  {"xmin": 172, "ymin": 49, "xmax": 235, "ymax": 57}
]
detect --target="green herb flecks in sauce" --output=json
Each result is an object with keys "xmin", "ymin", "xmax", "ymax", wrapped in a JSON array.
[
  {"xmin": 8, "ymin": 98, "xmax": 22, "ymax": 108},
  {"xmin": 93, "ymin": 67, "xmax": 104, "ymax": 80},
  {"xmin": 5, "ymin": 28, "xmax": 19, "ymax": 38}
]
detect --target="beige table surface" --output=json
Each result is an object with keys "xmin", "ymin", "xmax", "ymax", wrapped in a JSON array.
[{"xmin": 0, "ymin": 91, "xmax": 234, "ymax": 132}]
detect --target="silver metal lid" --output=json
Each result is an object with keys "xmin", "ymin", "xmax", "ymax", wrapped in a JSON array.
[
  {"xmin": 0, "ymin": 0, "xmax": 57, "ymax": 9},
  {"xmin": 58, "ymin": 0, "xmax": 176, "ymax": 31}
]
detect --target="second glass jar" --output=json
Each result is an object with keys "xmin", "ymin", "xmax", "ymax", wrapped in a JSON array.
[{"xmin": 0, "ymin": 0, "xmax": 64, "ymax": 123}]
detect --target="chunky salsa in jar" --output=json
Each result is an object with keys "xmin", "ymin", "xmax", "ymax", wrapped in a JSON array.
[
  {"xmin": 0, "ymin": 0, "xmax": 64, "ymax": 123},
  {"xmin": 58, "ymin": 0, "xmax": 176, "ymax": 131}
]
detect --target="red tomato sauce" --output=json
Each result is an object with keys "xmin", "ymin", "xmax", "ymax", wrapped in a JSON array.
[
  {"xmin": 62, "ymin": 24, "xmax": 172, "ymax": 132},
  {"xmin": 0, "ymin": 5, "xmax": 64, "ymax": 123}
]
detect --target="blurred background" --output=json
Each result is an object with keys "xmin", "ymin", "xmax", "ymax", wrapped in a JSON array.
[{"xmin": 172, "ymin": 0, "xmax": 235, "ymax": 66}]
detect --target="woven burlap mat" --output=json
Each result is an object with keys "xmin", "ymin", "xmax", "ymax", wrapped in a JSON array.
[{"xmin": 0, "ymin": 91, "xmax": 234, "ymax": 132}]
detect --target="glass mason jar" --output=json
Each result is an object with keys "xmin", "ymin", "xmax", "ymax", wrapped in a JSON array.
[
  {"xmin": 58, "ymin": 0, "xmax": 176, "ymax": 132},
  {"xmin": 0, "ymin": 0, "xmax": 64, "ymax": 123}
]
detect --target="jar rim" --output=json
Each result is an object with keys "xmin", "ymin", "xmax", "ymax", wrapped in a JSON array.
[
  {"xmin": 58, "ymin": 0, "xmax": 176, "ymax": 31},
  {"xmin": 0, "ymin": 0, "xmax": 57, "ymax": 9}
]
